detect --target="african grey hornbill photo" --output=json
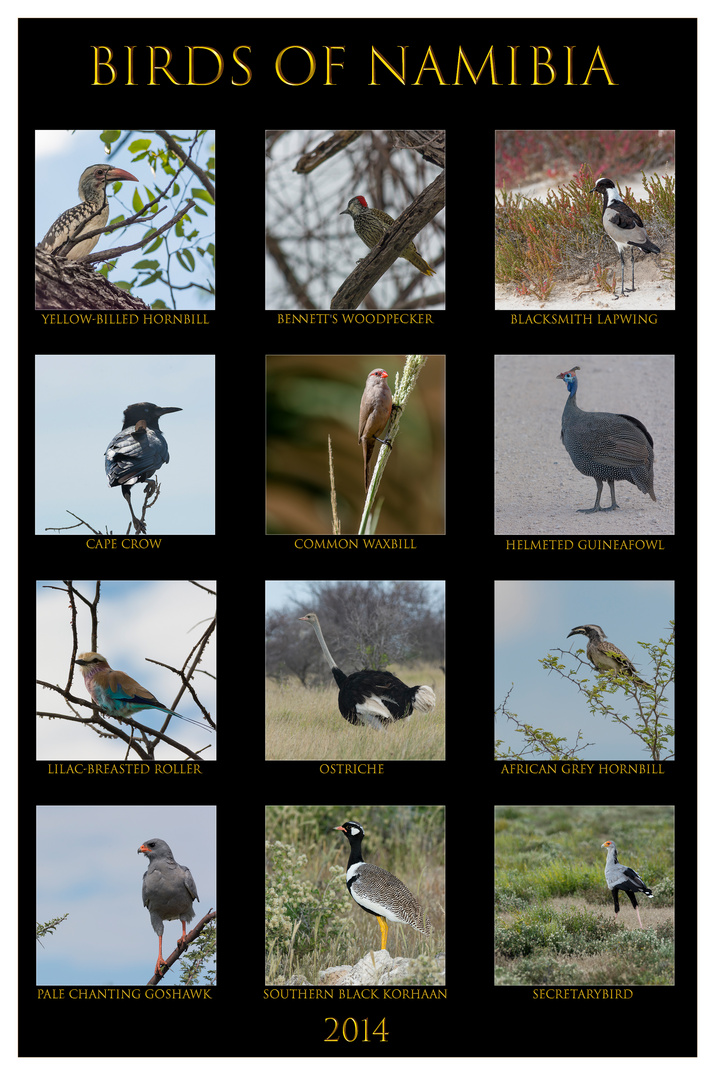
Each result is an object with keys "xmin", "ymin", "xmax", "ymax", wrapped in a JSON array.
[
  {"xmin": 105, "ymin": 402, "xmax": 182, "ymax": 533},
  {"xmin": 593, "ymin": 177, "xmax": 661, "ymax": 297},
  {"xmin": 359, "ymin": 368, "xmax": 393, "ymax": 493},
  {"xmin": 567, "ymin": 624, "xmax": 652, "ymax": 689},
  {"xmin": 38, "ymin": 163, "xmax": 138, "ymax": 261}
]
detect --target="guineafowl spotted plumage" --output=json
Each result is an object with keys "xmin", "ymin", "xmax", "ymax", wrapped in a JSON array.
[{"xmin": 556, "ymin": 366, "xmax": 656, "ymax": 513}]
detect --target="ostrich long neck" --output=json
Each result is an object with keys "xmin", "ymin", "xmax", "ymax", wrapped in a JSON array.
[{"xmin": 311, "ymin": 618, "xmax": 341, "ymax": 674}]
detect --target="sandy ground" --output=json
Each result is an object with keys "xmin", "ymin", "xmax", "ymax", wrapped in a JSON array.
[
  {"xmin": 495, "ymin": 171, "xmax": 675, "ymax": 311},
  {"xmin": 494, "ymin": 355, "xmax": 674, "ymax": 535},
  {"xmin": 495, "ymin": 264, "xmax": 674, "ymax": 311}
]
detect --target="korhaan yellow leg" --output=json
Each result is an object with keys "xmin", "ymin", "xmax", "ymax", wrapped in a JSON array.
[{"xmin": 376, "ymin": 915, "xmax": 389, "ymax": 951}]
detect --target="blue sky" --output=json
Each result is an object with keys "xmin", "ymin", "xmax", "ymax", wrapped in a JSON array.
[
  {"xmin": 36, "ymin": 580, "xmax": 217, "ymax": 761},
  {"xmin": 495, "ymin": 579, "xmax": 674, "ymax": 760},
  {"xmin": 35, "ymin": 129, "xmax": 215, "ymax": 310},
  {"xmin": 36, "ymin": 804, "xmax": 216, "ymax": 986},
  {"xmin": 35, "ymin": 354, "xmax": 215, "ymax": 535}
]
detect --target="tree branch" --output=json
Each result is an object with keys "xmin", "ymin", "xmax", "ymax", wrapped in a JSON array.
[
  {"xmin": 145, "ymin": 910, "xmax": 217, "ymax": 985},
  {"xmin": 154, "ymin": 129, "xmax": 215, "ymax": 200},
  {"xmin": 36, "ymin": 684, "xmax": 208, "ymax": 761},
  {"xmin": 331, "ymin": 173, "xmax": 445, "ymax": 310}
]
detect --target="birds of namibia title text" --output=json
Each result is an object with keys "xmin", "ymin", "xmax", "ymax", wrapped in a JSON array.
[{"xmin": 89, "ymin": 44, "xmax": 617, "ymax": 87}]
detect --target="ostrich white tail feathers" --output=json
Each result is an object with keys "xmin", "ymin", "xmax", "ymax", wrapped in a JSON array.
[
  {"xmin": 358, "ymin": 694, "xmax": 395, "ymax": 720},
  {"xmin": 413, "ymin": 686, "xmax": 436, "ymax": 713}
]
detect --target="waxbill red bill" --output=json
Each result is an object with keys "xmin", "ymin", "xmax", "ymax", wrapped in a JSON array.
[{"xmin": 358, "ymin": 368, "xmax": 393, "ymax": 493}]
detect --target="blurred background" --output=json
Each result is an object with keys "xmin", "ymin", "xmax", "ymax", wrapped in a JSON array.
[
  {"xmin": 266, "ymin": 129, "xmax": 445, "ymax": 311},
  {"xmin": 266, "ymin": 354, "xmax": 444, "ymax": 534}
]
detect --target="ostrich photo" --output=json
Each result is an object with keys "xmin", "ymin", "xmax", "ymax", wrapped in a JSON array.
[{"xmin": 298, "ymin": 612, "xmax": 435, "ymax": 731}]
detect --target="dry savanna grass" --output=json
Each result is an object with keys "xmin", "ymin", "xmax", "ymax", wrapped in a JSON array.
[{"xmin": 265, "ymin": 671, "xmax": 445, "ymax": 760}]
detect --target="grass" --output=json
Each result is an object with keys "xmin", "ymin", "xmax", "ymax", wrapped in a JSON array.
[
  {"xmin": 494, "ymin": 805, "xmax": 674, "ymax": 986},
  {"xmin": 265, "ymin": 670, "xmax": 445, "ymax": 760},
  {"xmin": 265, "ymin": 806, "xmax": 445, "ymax": 986}
]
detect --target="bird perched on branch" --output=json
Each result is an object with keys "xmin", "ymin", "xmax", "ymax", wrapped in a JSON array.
[
  {"xmin": 567, "ymin": 624, "xmax": 652, "ymax": 689},
  {"xmin": 138, "ymin": 838, "xmax": 199, "ymax": 974},
  {"xmin": 38, "ymin": 163, "xmax": 138, "ymax": 260},
  {"xmin": 601, "ymin": 840, "xmax": 653, "ymax": 928},
  {"xmin": 74, "ymin": 652, "xmax": 208, "ymax": 730},
  {"xmin": 556, "ymin": 366, "xmax": 656, "ymax": 513},
  {"xmin": 340, "ymin": 195, "xmax": 436, "ymax": 276},
  {"xmin": 105, "ymin": 402, "xmax": 182, "ymax": 533},
  {"xmin": 593, "ymin": 177, "xmax": 660, "ymax": 297},
  {"xmin": 358, "ymin": 368, "xmax": 393, "ymax": 493}
]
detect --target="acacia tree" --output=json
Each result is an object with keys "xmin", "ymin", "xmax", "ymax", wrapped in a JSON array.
[{"xmin": 495, "ymin": 625, "xmax": 674, "ymax": 762}]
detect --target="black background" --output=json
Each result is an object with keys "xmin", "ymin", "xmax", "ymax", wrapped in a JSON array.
[{"xmin": 20, "ymin": 15, "xmax": 696, "ymax": 1059}]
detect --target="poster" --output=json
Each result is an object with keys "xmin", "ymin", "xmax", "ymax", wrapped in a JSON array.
[{"xmin": 21, "ymin": 13, "xmax": 696, "ymax": 1063}]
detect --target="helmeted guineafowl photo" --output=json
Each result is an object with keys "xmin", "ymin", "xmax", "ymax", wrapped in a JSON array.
[{"xmin": 556, "ymin": 366, "xmax": 656, "ymax": 513}]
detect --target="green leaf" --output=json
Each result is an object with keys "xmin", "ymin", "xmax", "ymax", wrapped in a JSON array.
[{"xmin": 176, "ymin": 249, "xmax": 195, "ymax": 271}]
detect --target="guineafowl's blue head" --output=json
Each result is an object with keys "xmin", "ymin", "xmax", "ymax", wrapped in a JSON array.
[{"xmin": 556, "ymin": 367, "xmax": 580, "ymax": 395}]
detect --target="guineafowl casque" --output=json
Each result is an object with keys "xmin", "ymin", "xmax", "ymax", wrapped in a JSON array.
[{"xmin": 556, "ymin": 366, "xmax": 656, "ymax": 513}]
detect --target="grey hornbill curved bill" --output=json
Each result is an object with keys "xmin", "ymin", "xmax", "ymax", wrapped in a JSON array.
[
  {"xmin": 359, "ymin": 368, "xmax": 393, "ymax": 493},
  {"xmin": 105, "ymin": 402, "xmax": 182, "ymax": 534},
  {"xmin": 567, "ymin": 623, "xmax": 652, "ymax": 689},
  {"xmin": 38, "ymin": 163, "xmax": 138, "ymax": 260}
]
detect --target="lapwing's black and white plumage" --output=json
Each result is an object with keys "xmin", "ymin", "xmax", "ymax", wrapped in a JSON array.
[
  {"xmin": 601, "ymin": 840, "xmax": 653, "ymax": 928},
  {"xmin": 593, "ymin": 177, "xmax": 660, "ymax": 297},
  {"xmin": 334, "ymin": 821, "xmax": 432, "ymax": 952},
  {"xmin": 567, "ymin": 624, "xmax": 652, "ymax": 689}
]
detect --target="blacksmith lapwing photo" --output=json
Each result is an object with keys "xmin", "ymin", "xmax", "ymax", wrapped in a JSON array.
[{"xmin": 593, "ymin": 177, "xmax": 661, "ymax": 298}]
